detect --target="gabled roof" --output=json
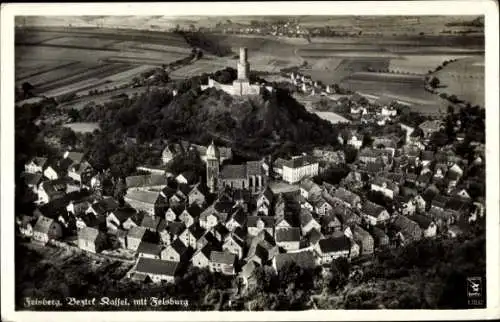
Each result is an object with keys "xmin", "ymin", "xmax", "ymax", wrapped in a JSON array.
[
  {"xmin": 363, "ymin": 200, "xmax": 387, "ymax": 218},
  {"xmin": 33, "ymin": 216, "xmax": 55, "ymax": 234},
  {"xmin": 135, "ymin": 257, "xmax": 178, "ymax": 276},
  {"xmin": 64, "ymin": 151, "xmax": 85, "ymax": 164},
  {"xmin": 128, "ymin": 226, "xmax": 147, "ymax": 239},
  {"xmin": 77, "ymin": 226, "xmax": 100, "ymax": 242},
  {"xmin": 125, "ymin": 174, "xmax": 169, "ymax": 189},
  {"xmin": 213, "ymin": 200, "xmax": 235, "ymax": 214},
  {"xmin": 90, "ymin": 198, "xmax": 119, "ymax": 215},
  {"xmin": 188, "ymin": 223, "xmax": 206, "ymax": 240},
  {"xmin": 299, "ymin": 178, "xmax": 321, "ymax": 192},
  {"xmin": 273, "ymin": 157, "xmax": 287, "ymax": 169},
  {"xmin": 247, "ymin": 216, "xmax": 275, "ymax": 228},
  {"xmin": 124, "ymin": 190, "xmax": 160, "ymax": 205},
  {"xmin": 111, "ymin": 207, "xmax": 138, "ymax": 223},
  {"xmin": 333, "ymin": 187, "xmax": 360, "ymax": 206},
  {"xmin": 22, "ymin": 172, "xmax": 43, "ymax": 186},
  {"xmin": 318, "ymin": 236, "xmax": 351, "ymax": 253},
  {"xmin": 283, "ymin": 155, "xmax": 317, "ymax": 169},
  {"xmin": 307, "ymin": 228, "xmax": 324, "ymax": 244},
  {"xmin": 246, "ymin": 160, "xmax": 263, "ymax": 176},
  {"xmin": 274, "ymin": 251, "xmax": 316, "ymax": 271},
  {"xmin": 167, "ymin": 221, "xmax": 186, "ymax": 236},
  {"xmin": 275, "ymin": 227, "xmax": 301, "ymax": 243},
  {"xmin": 169, "ymin": 238, "xmax": 188, "ymax": 255},
  {"xmin": 28, "ymin": 157, "xmax": 48, "ymax": 167},
  {"xmin": 227, "ymin": 207, "xmax": 246, "ymax": 226},
  {"xmin": 258, "ymin": 187, "xmax": 274, "ymax": 203},
  {"xmin": 421, "ymin": 150, "xmax": 435, "ymax": 161},
  {"xmin": 299, "ymin": 209, "xmax": 315, "ymax": 227},
  {"xmin": 137, "ymin": 241, "xmax": 162, "ymax": 256},
  {"xmin": 445, "ymin": 197, "xmax": 470, "ymax": 212},
  {"xmin": 210, "ymin": 251, "xmax": 236, "ymax": 265},
  {"xmin": 141, "ymin": 215, "xmax": 162, "ymax": 230},
  {"xmin": 320, "ymin": 213, "xmax": 341, "ymax": 227},
  {"xmin": 408, "ymin": 215, "xmax": 433, "ymax": 229},
  {"xmin": 184, "ymin": 204, "xmax": 202, "ymax": 218},
  {"xmin": 221, "ymin": 164, "xmax": 247, "ymax": 179},
  {"xmin": 392, "ymin": 215, "xmax": 421, "ymax": 236}
]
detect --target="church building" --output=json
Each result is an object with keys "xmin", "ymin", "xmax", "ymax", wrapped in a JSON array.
[{"xmin": 206, "ymin": 141, "xmax": 266, "ymax": 194}]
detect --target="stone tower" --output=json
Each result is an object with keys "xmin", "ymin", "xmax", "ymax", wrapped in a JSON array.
[
  {"xmin": 237, "ymin": 47, "xmax": 250, "ymax": 81},
  {"xmin": 206, "ymin": 141, "xmax": 220, "ymax": 194}
]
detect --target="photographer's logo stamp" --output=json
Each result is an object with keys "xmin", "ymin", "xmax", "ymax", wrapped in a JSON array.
[{"xmin": 467, "ymin": 276, "xmax": 484, "ymax": 306}]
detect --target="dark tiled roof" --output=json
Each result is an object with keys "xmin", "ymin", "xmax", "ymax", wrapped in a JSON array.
[
  {"xmin": 246, "ymin": 160, "xmax": 263, "ymax": 176},
  {"xmin": 111, "ymin": 207, "xmax": 138, "ymax": 223},
  {"xmin": 22, "ymin": 172, "xmax": 43, "ymax": 186},
  {"xmin": 128, "ymin": 226, "xmax": 147, "ymax": 239},
  {"xmin": 141, "ymin": 215, "xmax": 162, "ymax": 230},
  {"xmin": 29, "ymin": 157, "xmax": 48, "ymax": 167},
  {"xmin": 307, "ymin": 228, "xmax": 324, "ymax": 244},
  {"xmin": 221, "ymin": 164, "xmax": 247, "ymax": 179},
  {"xmin": 318, "ymin": 236, "xmax": 351, "ymax": 253},
  {"xmin": 78, "ymin": 226, "xmax": 100, "ymax": 242},
  {"xmin": 247, "ymin": 216, "xmax": 275, "ymax": 228},
  {"xmin": 210, "ymin": 251, "xmax": 236, "ymax": 265},
  {"xmin": 392, "ymin": 215, "xmax": 421, "ymax": 236},
  {"xmin": 363, "ymin": 200, "xmax": 387, "ymax": 218},
  {"xmin": 135, "ymin": 257, "xmax": 178, "ymax": 276},
  {"xmin": 283, "ymin": 156, "xmax": 317, "ymax": 169},
  {"xmin": 126, "ymin": 174, "xmax": 169, "ymax": 189},
  {"xmin": 167, "ymin": 221, "xmax": 186, "ymax": 236},
  {"xmin": 170, "ymin": 238, "xmax": 188, "ymax": 255},
  {"xmin": 188, "ymin": 224, "xmax": 206, "ymax": 239},
  {"xmin": 137, "ymin": 241, "xmax": 162, "ymax": 256},
  {"xmin": 274, "ymin": 251, "xmax": 316, "ymax": 271},
  {"xmin": 124, "ymin": 190, "xmax": 160, "ymax": 205},
  {"xmin": 214, "ymin": 201, "xmax": 235, "ymax": 214},
  {"xmin": 275, "ymin": 227, "xmax": 301, "ymax": 242},
  {"xmin": 334, "ymin": 187, "xmax": 360, "ymax": 206},
  {"xmin": 408, "ymin": 215, "xmax": 433, "ymax": 229}
]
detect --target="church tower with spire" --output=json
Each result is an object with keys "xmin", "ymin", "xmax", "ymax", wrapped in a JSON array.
[{"xmin": 206, "ymin": 141, "xmax": 220, "ymax": 193}]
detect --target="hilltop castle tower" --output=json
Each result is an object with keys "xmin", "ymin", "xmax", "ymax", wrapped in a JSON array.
[
  {"xmin": 201, "ymin": 47, "xmax": 273, "ymax": 96},
  {"xmin": 206, "ymin": 141, "xmax": 220, "ymax": 194},
  {"xmin": 237, "ymin": 47, "xmax": 250, "ymax": 81}
]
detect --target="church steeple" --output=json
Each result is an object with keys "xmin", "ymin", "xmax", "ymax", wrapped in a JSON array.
[{"xmin": 206, "ymin": 141, "xmax": 220, "ymax": 194}]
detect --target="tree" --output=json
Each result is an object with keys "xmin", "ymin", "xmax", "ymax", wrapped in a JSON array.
[
  {"xmin": 344, "ymin": 145, "xmax": 358, "ymax": 164},
  {"xmin": 59, "ymin": 127, "xmax": 77, "ymax": 147},
  {"xmin": 22, "ymin": 82, "xmax": 34, "ymax": 97},
  {"xmin": 429, "ymin": 76, "xmax": 440, "ymax": 89}
]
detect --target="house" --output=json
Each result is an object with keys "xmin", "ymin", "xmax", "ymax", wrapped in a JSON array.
[
  {"xmin": 300, "ymin": 178, "xmax": 322, "ymax": 201},
  {"xmin": 210, "ymin": 251, "xmax": 237, "ymax": 275},
  {"xmin": 43, "ymin": 158, "xmax": 72, "ymax": 180},
  {"xmin": 247, "ymin": 216, "xmax": 275, "ymax": 236},
  {"xmin": 333, "ymin": 188, "xmax": 361, "ymax": 209},
  {"xmin": 272, "ymin": 157, "xmax": 287, "ymax": 176},
  {"xmin": 313, "ymin": 197, "xmax": 334, "ymax": 216},
  {"xmin": 197, "ymin": 231, "xmax": 220, "ymax": 251},
  {"xmin": 164, "ymin": 221, "xmax": 187, "ymax": 245},
  {"xmin": 312, "ymin": 149, "xmax": 346, "ymax": 164},
  {"xmin": 223, "ymin": 233, "xmax": 246, "ymax": 259},
  {"xmin": 32, "ymin": 215, "xmax": 63, "ymax": 245},
  {"xmin": 225, "ymin": 207, "xmax": 247, "ymax": 232},
  {"xmin": 179, "ymin": 204, "xmax": 202, "ymax": 227},
  {"xmin": 396, "ymin": 195, "xmax": 416, "ymax": 216},
  {"xmin": 320, "ymin": 213, "xmax": 342, "ymax": 234},
  {"xmin": 187, "ymin": 184, "xmax": 207, "ymax": 207},
  {"xmin": 281, "ymin": 155, "xmax": 319, "ymax": 184},
  {"xmin": 125, "ymin": 174, "xmax": 169, "ymax": 192},
  {"xmin": 315, "ymin": 235, "xmax": 351, "ymax": 265},
  {"xmin": 358, "ymin": 148, "xmax": 392, "ymax": 166},
  {"xmin": 369, "ymin": 226, "xmax": 389, "ymax": 248},
  {"xmin": 77, "ymin": 226, "xmax": 106, "ymax": 253},
  {"xmin": 416, "ymin": 172, "xmax": 432, "ymax": 190},
  {"xmin": 161, "ymin": 239, "xmax": 188, "ymax": 262},
  {"xmin": 106, "ymin": 207, "xmax": 140, "ymax": 231},
  {"xmin": 124, "ymin": 190, "xmax": 160, "ymax": 216},
  {"xmin": 256, "ymin": 187, "xmax": 274, "ymax": 215},
  {"xmin": 362, "ymin": 201, "xmax": 390, "ymax": 226},
  {"xmin": 130, "ymin": 258, "xmax": 179, "ymax": 283},
  {"xmin": 429, "ymin": 207, "xmax": 455, "ymax": 231},
  {"xmin": 334, "ymin": 207, "xmax": 362, "ymax": 227},
  {"xmin": 300, "ymin": 209, "xmax": 321, "ymax": 235},
  {"xmin": 409, "ymin": 215, "xmax": 437, "ymax": 238},
  {"xmin": 431, "ymin": 195, "xmax": 450, "ymax": 211},
  {"xmin": 342, "ymin": 170, "xmax": 364, "ymax": 190},
  {"xmin": 25, "ymin": 157, "xmax": 48, "ymax": 173},
  {"xmin": 212, "ymin": 223, "xmax": 230, "ymax": 242},
  {"xmin": 179, "ymin": 224, "xmax": 206, "ymax": 249},
  {"xmin": 86, "ymin": 198, "xmax": 120, "ymax": 217},
  {"xmin": 199, "ymin": 200, "xmax": 234, "ymax": 229},
  {"xmin": 370, "ymin": 177, "xmax": 399, "ymax": 199},
  {"xmin": 161, "ymin": 143, "xmax": 184, "ymax": 165},
  {"xmin": 140, "ymin": 215, "xmax": 162, "ymax": 233},
  {"xmin": 21, "ymin": 172, "xmax": 44, "ymax": 194},
  {"xmin": 137, "ymin": 241, "xmax": 163, "ymax": 259},
  {"xmin": 445, "ymin": 198, "xmax": 471, "ymax": 221},
  {"xmin": 36, "ymin": 180, "xmax": 67, "ymax": 205},
  {"xmin": 420, "ymin": 151, "xmax": 435, "ymax": 168},
  {"xmin": 68, "ymin": 161, "xmax": 93, "ymax": 184},
  {"xmin": 275, "ymin": 227, "xmax": 301, "ymax": 251},
  {"xmin": 191, "ymin": 243, "xmax": 218, "ymax": 269},
  {"xmin": 272, "ymin": 251, "xmax": 316, "ymax": 273},
  {"xmin": 392, "ymin": 216, "xmax": 422, "ymax": 244},
  {"xmin": 165, "ymin": 206, "xmax": 183, "ymax": 222},
  {"xmin": 239, "ymin": 261, "xmax": 260, "ymax": 291},
  {"xmin": 175, "ymin": 171, "xmax": 197, "ymax": 185},
  {"xmin": 306, "ymin": 228, "xmax": 325, "ymax": 246},
  {"xmin": 126, "ymin": 226, "xmax": 147, "ymax": 251},
  {"xmin": 347, "ymin": 134, "xmax": 363, "ymax": 150},
  {"xmin": 246, "ymin": 233, "xmax": 275, "ymax": 265},
  {"xmin": 419, "ymin": 120, "xmax": 443, "ymax": 139},
  {"xmin": 17, "ymin": 215, "xmax": 35, "ymax": 237},
  {"xmin": 350, "ymin": 225, "xmax": 374, "ymax": 255}
]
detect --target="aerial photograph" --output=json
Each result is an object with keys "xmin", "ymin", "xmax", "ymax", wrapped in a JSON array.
[{"xmin": 13, "ymin": 14, "xmax": 486, "ymax": 311}]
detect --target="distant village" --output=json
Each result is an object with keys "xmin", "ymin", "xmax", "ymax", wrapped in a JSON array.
[{"xmin": 16, "ymin": 48, "xmax": 485, "ymax": 293}]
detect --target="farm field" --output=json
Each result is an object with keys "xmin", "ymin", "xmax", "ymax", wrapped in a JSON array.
[
  {"xmin": 62, "ymin": 122, "xmax": 100, "ymax": 133},
  {"xmin": 432, "ymin": 56, "xmax": 485, "ymax": 107},
  {"xmin": 388, "ymin": 54, "xmax": 475, "ymax": 74},
  {"xmin": 314, "ymin": 111, "xmax": 351, "ymax": 124}
]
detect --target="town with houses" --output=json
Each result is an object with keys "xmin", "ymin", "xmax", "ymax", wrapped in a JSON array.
[{"xmin": 15, "ymin": 45, "xmax": 486, "ymax": 306}]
